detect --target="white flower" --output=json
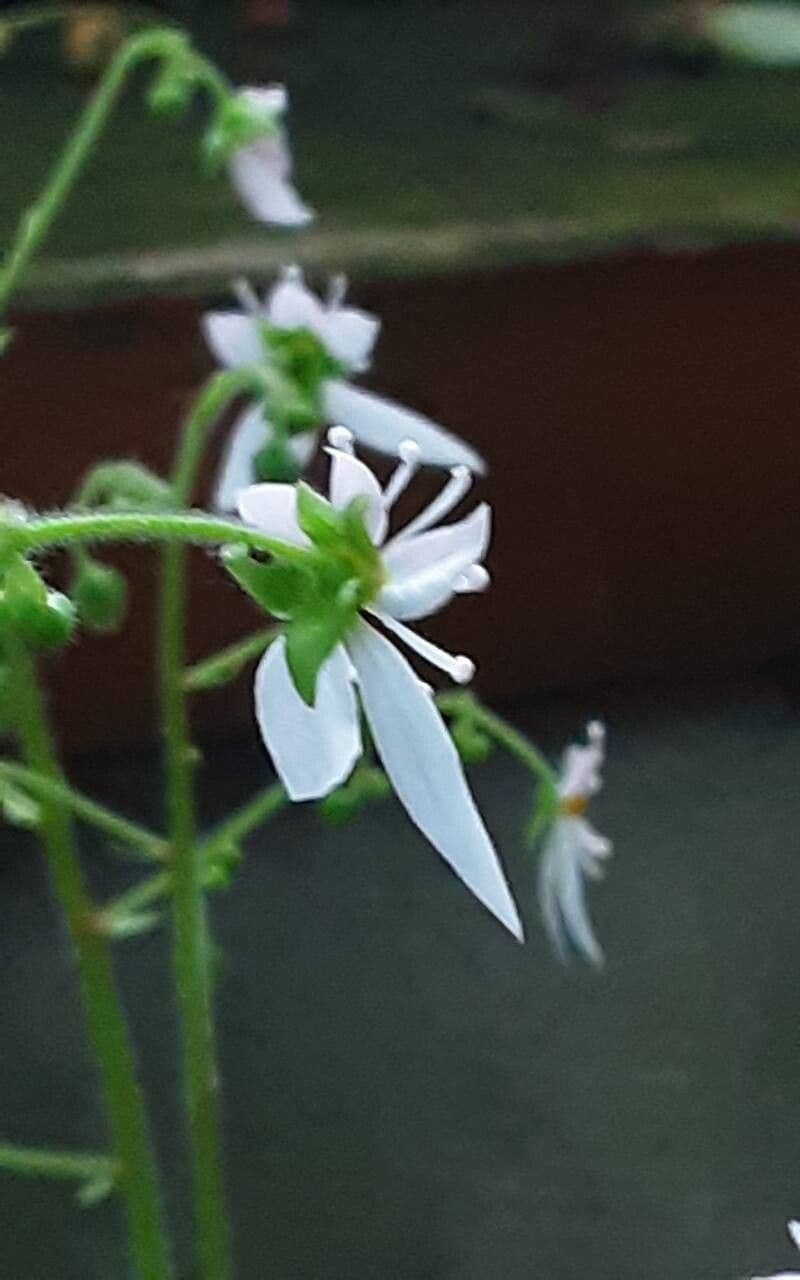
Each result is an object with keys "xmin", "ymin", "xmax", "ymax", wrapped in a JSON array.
[
  {"xmin": 228, "ymin": 86, "xmax": 313, "ymax": 228},
  {"xmin": 752, "ymin": 1220, "xmax": 800, "ymax": 1279},
  {"xmin": 237, "ymin": 429, "xmax": 522, "ymax": 940},
  {"xmin": 204, "ymin": 267, "xmax": 486, "ymax": 510},
  {"xmin": 538, "ymin": 720, "xmax": 612, "ymax": 967}
]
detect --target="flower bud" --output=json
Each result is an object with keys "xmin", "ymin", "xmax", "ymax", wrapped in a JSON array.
[
  {"xmin": 253, "ymin": 439, "xmax": 302, "ymax": 484},
  {"xmin": 72, "ymin": 559, "xmax": 127, "ymax": 633},
  {"xmin": 147, "ymin": 61, "xmax": 194, "ymax": 117},
  {"xmin": 450, "ymin": 719, "xmax": 493, "ymax": 765}
]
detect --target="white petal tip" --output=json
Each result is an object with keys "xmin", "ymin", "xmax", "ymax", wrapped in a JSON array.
[
  {"xmin": 455, "ymin": 564, "xmax": 490, "ymax": 594},
  {"xmin": 327, "ymin": 425, "xmax": 355, "ymax": 453}
]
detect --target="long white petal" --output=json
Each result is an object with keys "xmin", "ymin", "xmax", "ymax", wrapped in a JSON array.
[
  {"xmin": 254, "ymin": 639, "xmax": 361, "ymax": 800},
  {"xmin": 539, "ymin": 820, "xmax": 604, "ymax": 968},
  {"xmin": 347, "ymin": 620, "xmax": 523, "ymax": 939},
  {"xmin": 379, "ymin": 504, "xmax": 490, "ymax": 620},
  {"xmin": 789, "ymin": 1222, "xmax": 800, "ymax": 1253},
  {"xmin": 320, "ymin": 307, "xmax": 380, "ymax": 372},
  {"xmin": 214, "ymin": 406, "xmax": 316, "ymax": 512},
  {"xmin": 228, "ymin": 137, "xmax": 313, "ymax": 228},
  {"xmin": 323, "ymin": 381, "xmax": 486, "ymax": 474},
  {"xmin": 327, "ymin": 448, "xmax": 387, "ymax": 544},
  {"xmin": 237, "ymin": 483, "xmax": 308, "ymax": 545},
  {"xmin": 202, "ymin": 311, "xmax": 263, "ymax": 368}
]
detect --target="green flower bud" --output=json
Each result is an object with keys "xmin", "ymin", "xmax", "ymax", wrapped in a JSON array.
[
  {"xmin": 72, "ymin": 559, "xmax": 127, "ymax": 633},
  {"xmin": 1, "ymin": 558, "xmax": 74, "ymax": 647},
  {"xmin": 450, "ymin": 719, "xmax": 493, "ymax": 765},
  {"xmin": 253, "ymin": 439, "xmax": 301, "ymax": 484},
  {"xmin": 147, "ymin": 61, "xmax": 194, "ymax": 117}
]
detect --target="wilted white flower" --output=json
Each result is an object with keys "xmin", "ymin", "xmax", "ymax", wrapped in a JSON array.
[
  {"xmin": 228, "ymin": 86, "xmax": 313, "ymax": 228},
  {"xmin": 204, "ymin": 267, "xmax": 485, "ymax": 510},
  {"xmin": 237, "ymin": 429, "xmax": 521, "ymax": 940},
  {"xmin": 538, "ymin": 720, "xmax": 612, "ymax": 967},
  {"xmin": 752, "ymin": 1219, "xmax": 800, "ymax": 1279}
]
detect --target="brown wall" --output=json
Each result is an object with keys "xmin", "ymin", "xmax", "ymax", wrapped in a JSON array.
[{"xmin": 4, "ymin": 243, "xmax": 800, "ymax": 748}]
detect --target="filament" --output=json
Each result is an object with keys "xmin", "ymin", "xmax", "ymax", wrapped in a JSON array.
[
  {"xmin": 382, "ymin": 439, "xmax": 421, "ymax": 511},
  {"xmin": 393, "ymin": 465, "xmax": 472, "ymax": 543},
  {"xmin": 372, "ymin": 611, "xmax": 475, "ymax": 684}
]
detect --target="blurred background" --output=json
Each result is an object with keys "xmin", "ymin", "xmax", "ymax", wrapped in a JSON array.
[{"xmin": 3, "ymin": 2, "xmax": 800, "ymax": 1277}]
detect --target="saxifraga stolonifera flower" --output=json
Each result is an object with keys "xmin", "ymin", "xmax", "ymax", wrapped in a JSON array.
[{"xmin": 228, "ymin": 427, "xmax": 522, "ymax": 940}]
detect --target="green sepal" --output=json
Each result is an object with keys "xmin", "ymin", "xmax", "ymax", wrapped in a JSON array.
[
  {"xmin": 2, "ymin": 559, "xmax": 76, "ymax": 649},
  {"xmin": 202, "ymin": 94, "xmax": 276, "ymax": 171},
  {"xmin": 71, "ymin": 559, "xmax": 127, "ymax": 633},
  {"xmin": 221, "ymin": 545, "xmax": 309, "ymax": 618},
  {"xmin": 284, "ymin": 610, "xmax": 349, "ymax": 705},
  {"xmin": 295, "ymin": 483, "xmax": 341, "ymax": 548}
]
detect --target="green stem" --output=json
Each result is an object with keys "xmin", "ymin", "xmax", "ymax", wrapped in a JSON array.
[
  {"xmin": 5, "ymin": 509, "xmax": 296, "ymax": 560},
  {"xmin": 5, "ymin": 637, "xmax": 172, "ymax": 1280},
  {"xmin": 183, "ymin": 626, "xmax": 278, "ymax": 692},
  {"xmin": 160, "ymin": 381, "xmax": 248, "ymax": 1280},
  {"xmin": 0, "ymin": 27, "xmax": 188, "ymax": 317},
  {"xmin": 0, "ymin": 760, "xmax": 167, "ymax": 862},
  {"xmin": 0, "ymin": 1143, "xmax": 116, "ymax": 1185},
  {"xmin": 201, "ymin": 782, "xmax": 286, "ymax": 860},
  {"xmin": 437, "ymin": 691, "xmax": 559, "ymax": 809}
]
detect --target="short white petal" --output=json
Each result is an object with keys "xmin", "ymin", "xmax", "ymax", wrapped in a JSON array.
[
  {"xmin": 229, "ymin": 139, "xmax": 314, "ymax": 228},
  {"xmin": 347, "ymin": 620, "xmax": 523, "ymax": 939},
  {"xmin": 320, "ymin": 307, "xmax": 380, "ymax": 371},
  {"xmin": 788, "ymin": 1223, "xmax": 800, "ymax": 1253},
  {"xmin": 214, "ymin": 406, "xmax": 316, "ymax": 512},
  {"xmin": 254, "ymin": 639, "xmax": 361, "ymax": 801},
  {"xmin": 327, "ymin": 448, "xmax": 388, "ymax": 544},
  {"xmin": 267, "ymin": 271, "xmax": 325, "ymax": 332},
  {"xmin": 236, "ymin": 483, "xmax": 308, "ymax": 545},
  {"xmin": 202, "ymin": 311, "xmax": 263, "ymax": 368},
  {"xmin": 323, "ymin": 381, "xmax": 486, "ymax": 474},
  {"xmin": 236, "ymin": 84, "xmax": 288, "ymax": 118},
  {"xmin": 379, "ymin": 504, "xmax": 491, "ymax": 620}
]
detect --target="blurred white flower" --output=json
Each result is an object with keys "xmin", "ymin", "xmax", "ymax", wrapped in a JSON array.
[
  {"xmin": 752, "ymin": 1219, "xmax": 800, "ymax": 1279},
  {"xmin": 538, "ymin": 720, "xmax": 612, "ymax": 967},
  {"xmin": 238, "ymin": 429, "xmax": 521, "ymax": 940},
  {"xmin": 228, "ymin": 86, "xmax": 313, "ymax": 228},
  {"xmin": 204, "ymin": 267, "xmax": 485, "ymax": 510}
]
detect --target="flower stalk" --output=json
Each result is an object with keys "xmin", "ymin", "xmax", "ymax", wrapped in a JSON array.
[{"xmin": 4, "ymin": 634, "xmax": 172, "ymax": 1280}]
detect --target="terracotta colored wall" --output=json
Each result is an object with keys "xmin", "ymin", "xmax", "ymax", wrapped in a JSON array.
[{"xmin": 4, "ymin": 244, "xmax": 800, "ymax": 748}]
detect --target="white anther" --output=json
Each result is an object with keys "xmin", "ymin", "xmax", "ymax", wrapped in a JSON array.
[{"xmin": 327, "ymin": 425, "xmax": 355, "ymax": 454}]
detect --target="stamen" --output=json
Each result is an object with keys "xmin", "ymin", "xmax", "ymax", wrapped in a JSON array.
[
  {"xmin": 454, "ymin": 564, "xmax": 490, "ymax": 594},
  {"xmin": 373, "ymin": 611, "xmax": 475, "ymax": 684},
  {"xmin": 382, "ymin": 439, "xmax": 421, "ymax": 510},
  {"xmin": 587, "ymin": 721, "xmax": 605, "ymax": 745},
  {"xmin": 232, "ymin": 277, "xmax": 262, "ymax": 316},
  {"xmin": 392, "ymin": 465, "xmax": 473, "ymax": 542},
  {"xmin": 281, "ymin": 263, "xmax": 303, "ymax": 283},
  {"xmin": 327, "ymin": 273, "xmax": 348, "ymax": 309},
  {"xmin": 327, "ymin": 426, "xmax": 355, "ymax": 454}
]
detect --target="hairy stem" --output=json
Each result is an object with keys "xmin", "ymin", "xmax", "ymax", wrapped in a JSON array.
[
  {"xmin": 160, "ymin": 379, "xmax": 251, "ymax": 1280},
  {"xmin": 6, "ymin": 637, "xmax": 172, "ymax": 1280},
  {"xmin": 0, "ymin": 27, "xmax": 188, "ymax": 316}
]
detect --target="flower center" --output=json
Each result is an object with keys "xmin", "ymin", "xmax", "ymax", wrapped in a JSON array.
[{"xmin": 559, "ymin": 794, "xmax": 588, "ymax": 817}]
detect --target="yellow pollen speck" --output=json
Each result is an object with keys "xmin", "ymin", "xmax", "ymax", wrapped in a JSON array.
[{"xmin": 559, "ymin": 794, "xmax": 588, "ymax": 817}]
